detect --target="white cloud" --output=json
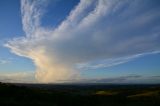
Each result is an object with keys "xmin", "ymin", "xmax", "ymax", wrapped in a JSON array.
[
  {"xmin": 5, "ymin": 0, "xmax": 160, "ymax": 83},
  {"xmin": 0, "ymin": 59, "xmax": 11, "ymax": 65},
  {"xmin": 77, "ymin": 75, "xmax": 160, "ymax": 84},
  {"xmin": 77, "ymin": 51, "xmax": 160, "ymax": 70},
  {"xmin": 0, "ymin": 72, "xmax": 35, "ymax": 83},
  {"xmin": 21, "ymin": 0, "xmax": 48, "ymax": 37}
]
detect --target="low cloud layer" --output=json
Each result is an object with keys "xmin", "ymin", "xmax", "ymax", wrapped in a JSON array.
[
  {"xmin": 5, "ymin": 0, "xmax": 160, "ymax": 83},
  {"xmin": 0, "ymin": 72, "xmax": 35, "ymax": 83},
  {"xmin": 80, "ymin": 75, "xmax": 160, "ymax": 84}
]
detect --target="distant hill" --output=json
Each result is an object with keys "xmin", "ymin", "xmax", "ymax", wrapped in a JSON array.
[{"xmin": 0, "ymin": 82, "xmax": 160, "ymax": 106}]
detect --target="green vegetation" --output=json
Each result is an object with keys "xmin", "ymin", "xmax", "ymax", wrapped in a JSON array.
[
  {"xmin": 0, "ymin": 82, "xmax": 160, "ymax": 106},
  {"xmin": 95, "ymin": 90, "xmax": 117, "ymax": 95}
]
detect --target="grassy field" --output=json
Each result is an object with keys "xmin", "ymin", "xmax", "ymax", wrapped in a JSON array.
[{"xmin": 0, "ymin": 82, "xmax": 160, "ymax": 106}]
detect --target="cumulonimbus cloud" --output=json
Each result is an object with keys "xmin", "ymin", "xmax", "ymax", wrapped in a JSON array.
[{"xmin": 5, "ymin": 0, "xmax": 160, "ymax": 83}]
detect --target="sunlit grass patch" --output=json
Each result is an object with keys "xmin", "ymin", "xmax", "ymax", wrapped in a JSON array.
[
  {"xmin": 95, "ymin": 90, "xmax": 117, "ymax": 96},
  {"xmin": 127, "ymin": 90, "xmax": 160, "ymax": 98}
]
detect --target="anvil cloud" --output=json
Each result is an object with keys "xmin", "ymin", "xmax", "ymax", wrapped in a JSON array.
[{"xmin": 5, "ymin": 0, "xmax": 160, "ymax": 83}]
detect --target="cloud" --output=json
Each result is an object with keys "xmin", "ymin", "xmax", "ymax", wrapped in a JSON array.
[
  {"xmin": 85, "ymin": 75, "xmax": 143, "ymax": 83},
  {"xmin": 0, "ymin": 58, "xmax": 11, "ymax": 65},
  {"xmin": 77, "ymin": 75, "xmax": 160, "ymax": 84},
  {"xmin": 0, "ymin": 72, "xmax": 35, "ymax": 83},
  {"xmin": 5, "ymin": 0, "xmax": 160, "ymax": 83},
  {"xmin": 21, "ymin": 0, "xmax": 48, "ymax": 37},
  {"xmin": 77, "ymin": 51, "xmax": 160, "ymax": 70}
]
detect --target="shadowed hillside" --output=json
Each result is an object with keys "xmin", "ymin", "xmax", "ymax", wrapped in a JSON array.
[{"xmin": 0, "ymin": 82, "xmax": 160, "ymax": 106}]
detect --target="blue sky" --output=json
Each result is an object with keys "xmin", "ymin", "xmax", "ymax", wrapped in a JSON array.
[
  {"xmin": 0, "ymin": 0, "xmax": 160, "ymax": 83},
  {"xmin": 0, "ymin": 0, "xmax": 34, "ymax": 72}
]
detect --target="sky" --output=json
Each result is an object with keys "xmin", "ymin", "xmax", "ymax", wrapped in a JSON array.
[{"xmin": 0, "ymin": 0, "xmax": 160, "ymax": 83}]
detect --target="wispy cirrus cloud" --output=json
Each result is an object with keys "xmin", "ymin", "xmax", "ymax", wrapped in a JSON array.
[
  {"xmin": 77, "ymin": 51, "xmax": 160, "ymax": 70},
  {"xmin": 5, "ymin": 0, "xmax": 160, "ymax": 83},
  {"xmin": 21, "ymin": 0, "xmax": 48, "ymax": 37}
]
